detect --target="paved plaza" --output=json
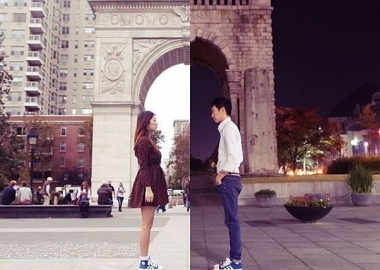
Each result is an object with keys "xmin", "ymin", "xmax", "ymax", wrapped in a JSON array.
[
  {"xmin": 190, "ymin": 175, "xmax": 380, "ymax": 270},
  {"xmin": 0, "ymin": 204, "xmax": 189, "ymax": 270}
]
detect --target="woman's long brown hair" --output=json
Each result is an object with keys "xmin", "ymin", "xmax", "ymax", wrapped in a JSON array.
[{"xmin": 134, "ymin": 110, "xmax": 159, "ymax": 156}]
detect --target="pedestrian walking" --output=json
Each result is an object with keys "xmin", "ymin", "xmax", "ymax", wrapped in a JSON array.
[
  {"xmin": 129, "ymin": 111, "xmax": 168, "ymax": 270},
  {"xmin": 210, "ymin": 97, "xmax": 243, "ymax": 270},
  {"xmin": 117, "ymin": 182, "xmax": 126, "ymax": 212},
  {"xmin": 42, "ymin": 177, "xmax": 53, "ymax": 205}
]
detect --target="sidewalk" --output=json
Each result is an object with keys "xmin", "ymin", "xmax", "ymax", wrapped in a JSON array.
[
  {"xmin": 0, "ymin": 204, "xmax": 189, "ymax": 270},
  {"xmin": 190, "ymin": 175, "xmax": 380, "ymax": 270}
]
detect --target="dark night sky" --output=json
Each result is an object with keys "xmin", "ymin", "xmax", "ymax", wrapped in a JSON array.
[{"xmin": 191, "ymin": 0, "xmax": 380, "ymax": 160}]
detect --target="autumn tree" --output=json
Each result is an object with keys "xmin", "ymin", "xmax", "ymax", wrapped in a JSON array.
[
  {"xmin": 276, "ymin": 107, "xmax": 344, "ymax": 174},
  {"xmin": 152, "ymin": 130, "xmax": 165, "ymax": 148},
  {"xmin": 358, "ymin": 104, "xmax": 377, "ymax": 154},
  {"xmin": 170, "ymin": 129, "xmax": 190, "ymax": 188}
]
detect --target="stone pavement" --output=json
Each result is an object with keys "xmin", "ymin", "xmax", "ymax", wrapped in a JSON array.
[
  {"xmin": 0, "ymin": 203, "xmax": 189, "ymax": 270},
  {"xmin": 190, "ymin": 174, "xmax": 380, "ymax": 270}
]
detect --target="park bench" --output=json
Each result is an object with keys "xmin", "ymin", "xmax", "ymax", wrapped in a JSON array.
[{"xmin": 0, "ymin": 204, "xmax": 112, "ymax": 218}]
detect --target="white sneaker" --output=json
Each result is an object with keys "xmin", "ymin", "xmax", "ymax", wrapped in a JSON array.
[
  {"xmin": 213, "ymin": 258, "xmax": 243, "ymax": 270},
  {"xmin": 139, "ymin": 257, "xmax": 163, "ymax": 270}
]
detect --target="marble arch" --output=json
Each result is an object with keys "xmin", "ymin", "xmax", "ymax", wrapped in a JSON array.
[
  {"xmin": 88, "ymin": 0, "xmax": 190, "ymax": 194},
  {"xmin": 190, "ymin": 0, "xmax": 278, "ymax": 174}
]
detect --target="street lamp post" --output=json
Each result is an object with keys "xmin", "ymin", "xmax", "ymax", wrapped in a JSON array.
[{"xmin": 27, "ymin": 126, "xmax": 39, "ymax": 196}]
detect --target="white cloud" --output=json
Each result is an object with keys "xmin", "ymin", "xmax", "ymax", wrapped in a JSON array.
[{"xmin": 144, "ymin": 64, "xmax": 190, "ymax": 160}]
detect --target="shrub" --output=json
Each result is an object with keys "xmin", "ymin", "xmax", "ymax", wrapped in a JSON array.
[
  {"xmin": 327, "ymin": 156, "xmax": 380, "ymax": 174},
  {"xmin": 254, "ymin": 188, "xmax": 276, "ymax": 197},
  {"xmin": 346, "ymin": 163, "xmax": 373, "ymax": 193}
]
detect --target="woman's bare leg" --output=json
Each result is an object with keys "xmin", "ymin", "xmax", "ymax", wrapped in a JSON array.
[{"xmin": 140, "ymin": 206, "xmax": 156, "ymax": 256}]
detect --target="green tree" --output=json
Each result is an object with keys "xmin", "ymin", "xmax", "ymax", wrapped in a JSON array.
[
  {"xmin": 276, "ymin": 107, "xmax": 344, "ymax": 174},
  {"xmin": 21, "ymin": 117, "xmax": 57, "ymax": 180},
  {"xmin": 0, "ymin": 31, "xmax": 14, "ymax": 189}
]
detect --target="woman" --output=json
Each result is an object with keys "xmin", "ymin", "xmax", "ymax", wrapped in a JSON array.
[
  {"xmin": 117, "ymin": 182, "xmax": 126, "ymax": 212},
  {"xmin": 129, "ymin": 111, "xmax": 168, "ymax": 270},
  {"xmin": 19, "ymin": 181, "xmax": 32, "ymax": 205},
  {"xmin": 77, "ymin": 181, "xmax": 91, "ymax": 218}
]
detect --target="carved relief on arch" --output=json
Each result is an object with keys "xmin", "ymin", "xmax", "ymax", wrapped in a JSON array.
[
  {"xmin": 100, "ymin": 44, "xmax": 126, "ymax": 95},
  {"xmin": 132, "ymin": 39, "xmax": 168, "ymax": 75},
  {"xmin": 95, "ymin": 10, "xmax": 188, "ymax": 28}
]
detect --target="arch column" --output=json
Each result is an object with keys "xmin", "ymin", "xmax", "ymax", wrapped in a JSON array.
[{"xmin": 226, "ymin": 69, "xmax": 241, "ymax": 126}]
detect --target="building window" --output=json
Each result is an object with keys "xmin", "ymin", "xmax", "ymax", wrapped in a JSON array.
[
  {"xmin": 74, "ymin": 54, "xmax": 78, "ymax": 63},
  {"xmin": 75, "ymin": 27, "xmax": 79, "ymax": 35},
  {"xmin": 73, "ymin": 69, "xmax": 77, "ymax": 77},
  {"xmin": 58, "ymin": 108, "xmax": 66, "ymax": 115},
  {"xmin": 81, "ymin": 108, "xmax": 93, "ymax": 115},
  {"xmin": 11, "ymin": 30, "xmax": 25, "ymax": 39},
  {"xmin": 7, "ymin": 92, "xmax": 21, "ymax": 101},
  {"xmin": 60, "ymin": 127, "xmax": 67, "ymax": 136},
  {"xmin": 11, "ymin": 46, "xmax": 24, "ymax": 56},
  {"xmin": 58, "ymin": 95, "xmax": 67, "ymax": 104},
  {"xmin": 59, "ymin": 157, "xmax": 66, "ymax": 167},
  {"xmin": 0, "ymin": 13, "xmax": 8, "ymax": 22},
  {"xmin": 83, "ymin": 55, "xmax": 94, "ymax": 62},
  {"xmin": 82, "ymin": 95, "xmax": 93, "ymax": 102},
  {"xmin": 14, "ymin": 0, "xmax": 26, "ymax": 6},
  {"xmin": 61, "ymin": 40, "xmax": 69, "ymax": 49},
  {"xmin": 63, "ymin": 0, "xmax": 71, "ymax": 8},
  {"xmin": 84, "ymin": 27, "xmax": 95, "ymax": 34},
  {"xmin": 60, "ymin": 54, "xmax": 68, "ymax": 64},
  {"xmin": 78, "ymin": 143, "xmax": 84, "ymax": 152},
  {"xmin": 59, "ymin": 82, "xmax": 67, "ymax": 91},
  {"xmin": 85, "ymin": 14, "xmax": 95, "ymax": 21},
  {"xmin": 59, "ymin": 69, "xmax": 68, "ymax": 78},
  {"xmin": 13, "ymin": 13, "xmax": 26, "ymax": 23},
  {"xmin": 75, "ymin": 13, "xmax": 79, "ymax": 22},
  {"xmin": 73, "ymin": 82, "xmax": 77, "ymax": 91},
  {"xmin": 84, "ymin": 40, "xmax": 95, "ymax": 48},
  {"xmin": 62, "ymin": 14, "xmax": 70, "ymax": 22},
  {"xmin": 0, "ymin": 1, "xmax": 9, "ymax": 7},
  {"xmin": 82, "ymin": 82, "xmax": 93, "ymax": 90},
  {"xmin": 78, "ymin": 157, "xmax": 84, "ymax": 167},
  {"xmin": 73, "ymin": 95, "xmax": 76, "ymax": 104},
  {"xmin": 72, "ymin": 108, "xmax": 76, "ymax": 115},
  {"xmin": 7, "ymin": 107, "xmax": 21, "ymax": 116},
  {"xmin": 61, "ymin": 26, "xmax": 70, "ymax": 35},
  {"xmin": 10, "ymin": 61, "xmax": 23, "ymax": 71},
  {"xmin": 11, "ymin": 77, "xmax": 23, "ymax": 87},
  {"xmin": 83, "ymin": 69, "xmax": 94, "ymax": 76},
  {"xmin": 60, "ymin": 142, "xmax": 66, "ymax": 152},
  {"xmin": 74, "ymin": 40, "xmax": 78, "ymax": 49}
]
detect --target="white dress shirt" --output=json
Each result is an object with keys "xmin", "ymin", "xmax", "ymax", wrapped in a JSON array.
[{"xmin": 216, "ymin": 117, "xmax": 243, "ymax": 173}]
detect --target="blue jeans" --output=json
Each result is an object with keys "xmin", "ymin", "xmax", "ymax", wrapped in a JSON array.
[{"xmin": 216, "ymin": 175, "xmax": 242, "ymax": 260}]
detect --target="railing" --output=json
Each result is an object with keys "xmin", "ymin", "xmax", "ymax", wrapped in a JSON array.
[
  {"xmin": 27, "ymin": 51, "xmax": 41, "ymax": 58},
  {"xmin": 192, "ymin": 0, "xmax": 250, "ymax": 5},
  {"xmin": 29, "ymin": 18, "xmax": 42, "ymax": 24},
  {"xmin": 28, "ymin": 35, "xmax": 42, "ymax": 41}
]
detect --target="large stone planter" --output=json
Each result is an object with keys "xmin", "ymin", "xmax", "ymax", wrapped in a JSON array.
[
  {"xmin": 351, "ymin": 193, "xmax": 372, "ymax": 206},
  {"xmin": 255, "ymin": 195, "xmax": 277, "ymax": 208},
  {"xmin": 284, "ymin": 205, "xmax": 333, "ymax": 222}
]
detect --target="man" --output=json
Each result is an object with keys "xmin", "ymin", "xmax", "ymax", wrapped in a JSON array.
[
  {"xmin": 42, "ymin": 177, "xmax": 53, "ymax": 205},
  {"xmin": 98, "ymin": 182, "xmax": 113, "ymax": 217},
  {"xmin": 2, "ymin": 180, "xmax": 17, "ymax": 205},
  {"xmin": 210, "ymin": 97, "xmax": 243, "ymax": 270},
  {"xmin": 107, "ymin": 181, "xmax": 115, "ymax": 200}
]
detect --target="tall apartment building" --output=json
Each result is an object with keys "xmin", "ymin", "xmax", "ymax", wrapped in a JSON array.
[
  {"xmin": 1, "ymin": 0, "xmax": 95, "ymax": 116},
  {"xmin": 173, "ymin": 120, "xmax": 189, "ymax": 137}
]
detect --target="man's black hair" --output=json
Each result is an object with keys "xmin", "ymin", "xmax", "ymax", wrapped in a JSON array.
[{"xmin": 210, "ymin": 97, "xmax": 232, "ymax": 116}]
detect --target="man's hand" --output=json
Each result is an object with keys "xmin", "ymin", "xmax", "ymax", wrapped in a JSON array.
[{"xmin": 214, "ymin": 173, "xmax": 224, "ymax": 186}]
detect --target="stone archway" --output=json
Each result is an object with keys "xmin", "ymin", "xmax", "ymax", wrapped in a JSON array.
[
  {"xmin": 88, "ymin": 0, "xmax": 190, "ymax": 195},
  {"xmin": 190, "ymin": 0, "xmax": 278, "ymax": 174}
]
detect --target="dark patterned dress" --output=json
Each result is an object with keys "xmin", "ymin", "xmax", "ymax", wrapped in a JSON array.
[{"xmin": 129, "ymin": 137, "xmax": 169, "ymax": 208}]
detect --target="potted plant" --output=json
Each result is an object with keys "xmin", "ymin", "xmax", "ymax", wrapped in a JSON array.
[
  {"xmin": 284, "ymin": 193, "xmax": 333, "ymax": 222},
  {"xmin": 254, "ymin": 188, "xmax": 277, "ymax": 208},
  {"xmin": 346, "ymin": 163, "xmax": 374, "ymax": 206}
]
